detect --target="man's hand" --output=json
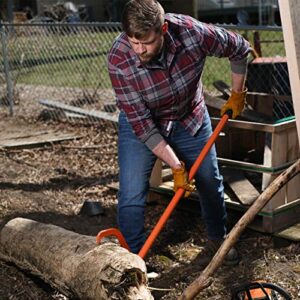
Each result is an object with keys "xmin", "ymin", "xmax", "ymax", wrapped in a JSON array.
[
  {"xmin": 220, "ymin": 89, "xmax": 247, "ymax": 119},
  {"xmin": 172, "ymin": 161, "xmax": 195, "ymax": 198}
]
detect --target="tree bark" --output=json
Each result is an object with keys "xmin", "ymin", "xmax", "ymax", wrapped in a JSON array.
[
  {"xmin": 179, "ymin": 158, "xmax": 300, "ymax": 300},
  {"xmin": 0, "ymin": 217, "xmax": 153, "ymax": 300}
]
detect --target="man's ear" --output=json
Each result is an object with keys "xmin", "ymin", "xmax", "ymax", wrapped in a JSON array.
[{"xmin": 162, "ymin": 21, "xmax": 168, "ymax": 34}]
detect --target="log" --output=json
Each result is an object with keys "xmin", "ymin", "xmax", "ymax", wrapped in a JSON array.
[
  {"xmin": 0, "ymin": 218, "xmax": 153, "ymax": 300},
  {"xmin": 179, "ymin": 158, "xmax": 300, "ymax": 300}
]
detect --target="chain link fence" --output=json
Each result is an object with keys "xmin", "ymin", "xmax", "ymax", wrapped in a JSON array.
[
  {"xmin": 0, "ymin": 22, "xmax": 293, "ymax": 126},
  {"xmin": 0, "ymin": 22, "xmax": 121, "ymax": 125},
  {"xmin": 203, "ymin": 24, "xmax": 293, "ymax": 122}
]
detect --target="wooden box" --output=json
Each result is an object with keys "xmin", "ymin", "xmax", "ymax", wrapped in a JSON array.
[
  {"xmin": 212, "ymin": 115, "xmax": 300, "ymax": 233},
  {"xmin": 150, "ymin": 93, "xmax": 300, "ymax": 233}
]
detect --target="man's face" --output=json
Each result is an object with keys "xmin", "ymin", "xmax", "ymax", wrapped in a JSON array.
[{"xmin": 128, "ymin": 23, "xmax": 168, "ymax": 64}]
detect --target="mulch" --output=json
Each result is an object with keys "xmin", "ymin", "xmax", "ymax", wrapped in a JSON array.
[{"xmin": 0, "ymin": 109, "xmax": 299, "ymax": 299}]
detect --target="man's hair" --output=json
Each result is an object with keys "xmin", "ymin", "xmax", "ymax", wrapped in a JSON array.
[{"xmin": 122, "ymin": 0, "xmax": 165, "ymax": 38}]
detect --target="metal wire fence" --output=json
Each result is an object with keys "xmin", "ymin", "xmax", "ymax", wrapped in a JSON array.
[
  {"xmin": 0, "ymin": 22, "xmax": 293, "ymax": 126},
  {"xmin": 0, "ymin": 22, "xmax": 121, "ymax": 125},
  {"xmin": 204, "ymin": 24, "xmax": 293, "ymax": 122}
]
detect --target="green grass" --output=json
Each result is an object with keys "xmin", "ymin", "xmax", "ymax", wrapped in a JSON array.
[
  {"xmin": 6, "ymin": 29, "xmax": 120, "ymax": 89},
  {"xmin": 202, "ymin": 57, "xmax": 231, "ymax": 92},
  {"xmin": 8, "ymin": 30, "xmax": 119, "ymax": 62},
  {"xmin": 16, "ymin": 54, "xmax": 111, "ymax": 88}
]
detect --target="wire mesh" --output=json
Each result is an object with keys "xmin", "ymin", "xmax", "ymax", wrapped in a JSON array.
[
  {"xmin": 0, "ymin": 22, "xmax": 294, "ymax": 125},
  {"xmin": 0, "ymin": 22, "xmax": 122, "ymax": 126},
  {"xmin": 203, "ymin": 24, "xmax": 293, "ymax": 122}
]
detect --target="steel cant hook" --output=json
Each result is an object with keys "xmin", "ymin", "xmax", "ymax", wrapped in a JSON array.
[{"xmin": 96, "ymin": 228, "xmax": 130, "ymax": 251}]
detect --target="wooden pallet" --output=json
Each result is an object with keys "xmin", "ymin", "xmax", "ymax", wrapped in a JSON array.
[{"xmin": 146, "ymin": 109, "xmax": 300, "ymax": 233}]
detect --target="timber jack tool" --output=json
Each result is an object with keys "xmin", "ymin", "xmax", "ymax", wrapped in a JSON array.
[{"xmin": 96, "ymin": 110, "xmax": 232, "ymax": 259}]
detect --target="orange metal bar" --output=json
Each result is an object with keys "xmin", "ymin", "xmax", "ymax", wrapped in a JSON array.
[
  {"xmin": 96, "ymin": 228, "xmax": 130, "ymax": 251},
  {"xmin": 188, "ymin": 113, "xmax": 230, "ymax": 181},
  {"xmin": 138, "ymin": 112, "xmax": 231, "ymax": 259}
]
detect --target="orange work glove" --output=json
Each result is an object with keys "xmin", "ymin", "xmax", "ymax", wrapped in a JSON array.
[
  {"xmin": 172, "ymin": 161, "xmax": 195, "ymax": 198},
  {"xmin": 220, "ymin": 89, "xmax": 247, "ymax": 119}
]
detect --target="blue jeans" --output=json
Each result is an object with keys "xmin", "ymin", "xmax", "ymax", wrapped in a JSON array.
[{"xmin": 118, "ymin": 109, "xmax": 227, "ymax": 253}]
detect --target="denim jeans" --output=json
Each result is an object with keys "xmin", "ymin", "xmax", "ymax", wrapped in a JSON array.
[{"xmin": 118, "ymin": 108, "xmax": 227, "ymax": 253}]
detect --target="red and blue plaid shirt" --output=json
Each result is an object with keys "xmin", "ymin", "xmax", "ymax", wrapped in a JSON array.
[{"xmin": 108, "ymin": 14, "xmax": 250, "ymax": 150}]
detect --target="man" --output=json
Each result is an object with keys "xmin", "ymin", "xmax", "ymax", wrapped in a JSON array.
[{"xmin": 108, "ymin": 0, "xmax": 250, "ymax": 265}]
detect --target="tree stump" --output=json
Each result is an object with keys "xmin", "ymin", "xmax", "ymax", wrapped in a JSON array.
[{"xmin": 0, "ymin": 217, "xmax": 153, "ymax": 300}]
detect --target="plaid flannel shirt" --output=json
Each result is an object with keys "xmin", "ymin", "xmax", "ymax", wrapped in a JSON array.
[{"xmin": 108, "ymin": 13, "xmax": 250, "ymax": 150}]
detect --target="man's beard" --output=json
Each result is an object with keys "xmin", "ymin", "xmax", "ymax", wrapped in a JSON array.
[
  {"xmin": 138, "ymin": 54, "xmax": 152, "ymax": 63},
  {"xmin": 138, "ymin": 40, "xmax": 164, "ymax": 64}
]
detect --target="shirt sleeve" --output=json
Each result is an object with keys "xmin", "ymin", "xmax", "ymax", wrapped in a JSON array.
[
  {"xmin": 186, "ymin": 18, "xmax": 251, "ymax": 69},
  {"xmin": 230, "ymin": 57, "xmax": 248, "ymax": 74},
  {"xmin": 108, "ymin": 58, "xmax": 164, "ymax": 150}
]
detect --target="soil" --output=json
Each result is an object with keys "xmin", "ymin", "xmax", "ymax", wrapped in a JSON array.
[{"xmin": 0, "ymin": 102, "xmax": 300, "ymax": 300}]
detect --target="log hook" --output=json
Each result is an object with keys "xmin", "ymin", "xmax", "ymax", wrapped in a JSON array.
[{"xmin": 96, "ymin": 228, "xmax": 130, "ymax": 251}]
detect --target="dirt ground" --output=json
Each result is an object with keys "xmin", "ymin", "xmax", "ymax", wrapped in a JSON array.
[{"xmin": 0, "ymin": 106, "xmax": 300, "ymax": 300}]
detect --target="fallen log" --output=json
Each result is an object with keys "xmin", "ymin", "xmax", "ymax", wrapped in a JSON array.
[
  {"xmin": 179, "ymin": 158, "xmax": 300, "ymax": 300},
  {"xmin": 0, "ymin": 217, "xmax": 153, "ymax": 300}
]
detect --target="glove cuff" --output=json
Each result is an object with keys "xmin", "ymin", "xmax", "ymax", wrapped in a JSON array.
[
  {"xmin": 231, "ymin": 88, "xmax": 247, "ymax": 98},
  {"xmin": 172, "ymin": 161, "xmax": 185, "ymax": 174}
]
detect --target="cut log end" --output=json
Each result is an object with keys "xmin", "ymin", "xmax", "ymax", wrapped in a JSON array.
[{"xmin": 0, "ymin": 217, "xmax": 153, "ymax": 299}]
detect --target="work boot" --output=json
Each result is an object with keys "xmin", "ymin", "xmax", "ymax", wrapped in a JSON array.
[{"xmin": 194, "ymin": 239, "xmax": 239, "ymax": 266}]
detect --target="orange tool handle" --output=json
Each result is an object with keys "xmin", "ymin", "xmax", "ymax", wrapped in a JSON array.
[{"xmin": 138, "ymin": 111, "xmax": 232, "ymax": 259}]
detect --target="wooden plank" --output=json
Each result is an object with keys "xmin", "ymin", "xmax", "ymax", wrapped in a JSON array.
[
  {"xmin": 263, "ymin": 131, "xmax": 288, "ymax": 212},
  {"xmin": 275, "ymin": 222, "xmax": 300, "ymax": 242},
  {"xmin": 246, "ymin": 93, "xmax": 274, "ymax": 118},
  {"xmin": 162, "ymin": 167, "xmax": 172, "ymax": 181},
  {"xmin": 248, "ymin": 92, "xmax": 292, "ymax": 103},
  {"xmin": 262, "ymin": 124, "xmax": 300, "ymax": 209},
  {"xmin": 286, "ymin": 128, "xmax": 300, "ymax": 203},
  {"xmin": 0, "ymin": 130, "xmax": 79, "ymax": 148},
  {"xmin": 222, "ymin": 169, "xmax": 259, "ymax": 205},
  {"xmin": 204, "ymin": 91, "xmax": 275, "ymax": 123},
  {"xmin": 278, "ymin": 0, "xmax": 300, "ymax": 146},
  {"xmin": 217, "ymin": 157, "xmax": 293, "ymax": 174},
  {"xmin": 39, "ymin": 99, "xmax": 118, "ymax": 123},
  {"xmin": 286, "ymin": 174, "xmax": 300, "ymax": 204},
  {"xmin": 149, "ymin": 159, "xmax": 162, "ymax": 188},
  {"xmin": 210, "ymin": 117, "xmax": 296, "ymax": 133},
  {"xmin": 107, "ymin": 182, "xmax": 119, "ymax": 191}
]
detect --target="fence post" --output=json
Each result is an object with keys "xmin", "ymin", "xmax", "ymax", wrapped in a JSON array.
[{"xmin": 1, "ymin": 23, "xmax": 14, "ymax": 116}]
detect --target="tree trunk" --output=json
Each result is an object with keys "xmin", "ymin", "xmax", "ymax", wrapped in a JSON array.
[{"xmin": 0, "ymin": 217, "xmax": 153, "ymax": 300}]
